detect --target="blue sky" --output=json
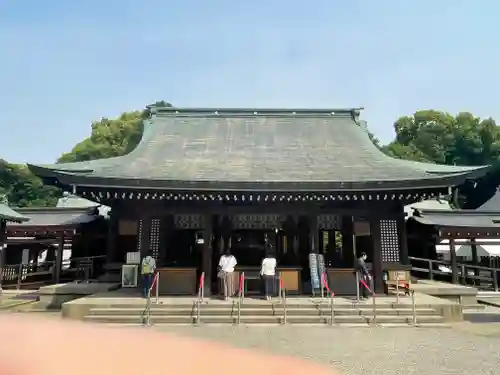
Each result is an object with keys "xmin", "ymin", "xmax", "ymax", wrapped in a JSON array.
[{"xmin": 1, "ymin": 0, "xmax": 499, "ymax": 164}]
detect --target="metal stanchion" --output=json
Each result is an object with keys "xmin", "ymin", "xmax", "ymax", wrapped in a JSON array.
[
  {"xmin": 355, "ymin": 272, "xmax": 360, "ymax": 302},
  {"xmin": 411, "ymin": 290, "xmax": 417, "ymax": 326},
  {"xmin": 201, "ymin": 272, "xmax": 205, "ymax": 303},
  {"xmin": 155, "ymin": 272, "xmax": 160, "ymax": 304},
  {"xmin": 283, "ymin": 289, "xmax": 287, "ymax": 325},
  {"xmin": 237, "ymin": 299, "xmax": 241, "ymax": 325},
  {"xmin": 330, "ymin": 293, "xmax": 335, "ymax": 325},
  {"xmin": 396, "ymin": 274, "xmax": 400, "ymax": 305},
  {"xmin": 321, "ymin": 273, "xmax": 325, "ymax": 299},
  {"xmin": 241, "ymin": 272, "xmax": 245, "ymax": 300},
  {"xmin": 372, "ymin": 291, "xmax": 377, "ymax": 326},
  {"xmin": 196, "ymin": 298, "xmax": 201, "ymax": 325}
]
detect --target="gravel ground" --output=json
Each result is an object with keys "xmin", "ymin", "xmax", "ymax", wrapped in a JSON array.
[{"xmin": 157, "ymin": 325, "xmax": 500, "ymax": 375}]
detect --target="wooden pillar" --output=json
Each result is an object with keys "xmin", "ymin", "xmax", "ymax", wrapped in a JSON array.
[
  {"xmin": 449, "ymin": 238, "xmax": 458, "ymax": 284},
  {"xmin": 341, "ymin": 216, "xmax": 355, "ymax": 267},
  {"xmin": 470, "ymin": 238, "xmax": 479, "ymax": 276},
  {"xmin": 202, "ymin": 214, "xmax": 213, "ymax": 296},
  {"xmin": 0, "ymin": 220, "xmax": 6, "ymax": 291},
  {"xmin": 370, "ymin": 218, "xmax": 384, "ymax": 293},
  {"xmin": 105, "ymin": 212, "xmax": 117, "ymax": 263},
  {"xmin": 159, "ymin": 215, "xmax": 174, "ymax": 265},
  {"xmin": 398, "ymin": 216, "xmax": 409, "ymax": 265},
  {"xmin": 54, "ymin": 233, "xmax": 64, "ymax": 284}
]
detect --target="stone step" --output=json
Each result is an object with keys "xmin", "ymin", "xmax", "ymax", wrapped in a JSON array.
[
  {"xmin": 476, "ymin": 291, "xmax": 500, "ymax": 297},
  {"xmin": 91, "ymin": 302, "xmax": 433, "ymax": 310},
  {"xmin": 88, "ymin": 307, "xmax": 438, "ymax": 317},
  {"xmin": 97, "ymin": 322, "xmax": 453, "ymax": 328},
  {"xmin": 0, "ymin": 299, "xmax": 38, "ymax": 310},
  {"xmin": 84, "ymin": 314, "xmax": 444, "ymax": 325},
  {"xmin": 462, "ymin": 304, "xmax": 486, "ymax": 312}
]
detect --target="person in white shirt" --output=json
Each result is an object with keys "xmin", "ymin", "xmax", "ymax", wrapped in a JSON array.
[
  {"xmin": 218, "ymin": 250, "xmax": 237, "ymax": 300},
  {"xmin": 141, "ymin": 252, "xmax": 156, "ymax": 298},
  {"xmin": 260, "ymin": 251, "xmax": 277, "ymax": 301}
]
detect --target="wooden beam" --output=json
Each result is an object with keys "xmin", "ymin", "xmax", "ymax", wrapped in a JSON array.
[
  {"xmin": 398, "ymin": 215, "xmax": 409, "ymax": 265},
  {"xmin": 54, "ymin": 233, "xmax": 64, "ymax": 284},
  {"xmin": 449, "ymin": 238, "xmax": 458, "ymax": 284},
  {"xmin": 202, "ymin": 214, "xmax": 213, "ymax": 296},
  {"xmin": 0, "ymin": 220, "xmax": 5, "ymax": 291},
  {"xmin": 370, "ymin": 217, "xmax": 384, "ymax": 293}
]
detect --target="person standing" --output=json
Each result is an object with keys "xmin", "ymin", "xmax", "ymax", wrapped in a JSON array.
[
  {"xmin": 141, "ymin": 252, "xmax": 156, "ymax": 298},
  {"xmin": 260, "ymin": 251, "xmax": 277, "ymax": 301},
  {"xmin": 355, "ymin": 252, "xmax": 372, "ymax": 300},
  {"xmin": 218, "ymin": 249, "xmax": 237, "ymax": 301}
]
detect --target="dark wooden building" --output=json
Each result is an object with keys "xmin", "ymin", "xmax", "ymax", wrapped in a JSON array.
[
  {"xmin": 2, "ymin": 206, "xmax": 107, "ymax": 289},
  {"xmin": 0, "ymin": 203, "xmax": 29, "ymax": 290},
  {"xmin": 27, "ymin": 106, "xmax": 490, "ymax": 295},
  {"xmin": 407, "ymin": 192, "xmax": 500, "ymax": 287}
]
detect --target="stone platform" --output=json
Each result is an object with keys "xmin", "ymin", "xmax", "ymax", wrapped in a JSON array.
[
  {"xmin": 62, "ymin": 288, "xmax": 462, "ymax": 326},
  {"xmin": 412, "ymin": 280, "xmax": 478, "ymax": 306},
  {"xmin": 38, "ymin": 282, "xmax": 120, "ymax": 308}
]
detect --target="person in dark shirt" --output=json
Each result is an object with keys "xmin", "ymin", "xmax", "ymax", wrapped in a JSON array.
[{"xmin": 355, "ymin": 252, "xmax": 372, "ymax": 299}]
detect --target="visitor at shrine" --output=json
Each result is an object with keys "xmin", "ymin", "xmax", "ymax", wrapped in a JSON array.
[
  {"xmin": 355, "ymin": 252, "xmax": 371, "ymax": 300},
  {"xmin": 218, "ymin": 249, "xmax": 237, "ymax": 301},
  {"xmin": 260, "ymin": 250, "xmax": 277, "ymax": 301},
  {"xmin": 141, "ymin": 251, "xmax": 156, "ymax": 298}
]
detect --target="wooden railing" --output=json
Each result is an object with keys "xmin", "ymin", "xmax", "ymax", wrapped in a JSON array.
[
  {"xmin": 60, "ymin": 255, "xmax": 106, "ymax": 282},
  {"xmin": 195, "ymin": 272, "xmax": 205, "ymax": 325},
  {"xmin": 1, "ymin": 255, "xmax": 107, "ymax": 289},
  {"xmin": 409, "ymin": 256, "xmax": 499, "ymax": 291}
]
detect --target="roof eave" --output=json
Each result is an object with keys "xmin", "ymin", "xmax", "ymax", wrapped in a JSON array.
[
  {"xmin": 0, "ymin": 204, "xmax": 30, "ymax": 223},
  {"xmin": 33, "ymin": 172, "xmax": 482, "ymax": 193}
]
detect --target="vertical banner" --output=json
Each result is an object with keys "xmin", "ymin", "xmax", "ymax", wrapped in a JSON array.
[
  {"xmin": 317, "ymin": 254, "xmax": 326, "ymax": 283},
  {"xmin": 309, "ymin": 253, "xmax": 320, "ymax": 290}
]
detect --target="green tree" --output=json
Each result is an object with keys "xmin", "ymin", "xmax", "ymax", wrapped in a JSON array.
[
  {"xmin": 1, "ymin": 101, "xmax": 173, "ymax": 206},
  {"xmin": 383, "ymin": 110, "xmax": 500, "ymax": 165},
  {"xmin": 0, "ymin": 160, "xmax": 61, "ymax": 207},
  {"xmin": 383, "ymin": 110, "xmax": 500, "ymax": 208},
  {"xmin": 58, "ymin": 101, "xmax": 172, "ymax": 163}
]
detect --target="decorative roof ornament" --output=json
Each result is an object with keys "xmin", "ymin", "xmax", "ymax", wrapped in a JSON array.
[{"xmin": 0, "ymin": 194, "xmax": 8, "ymax": 206}]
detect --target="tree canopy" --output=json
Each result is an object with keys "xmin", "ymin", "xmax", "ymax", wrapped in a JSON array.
[{"xmin": 0, "ymin": 104, "xmax": 499, "ymax": 208}]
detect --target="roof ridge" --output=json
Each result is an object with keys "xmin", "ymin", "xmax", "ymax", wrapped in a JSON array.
[{"xmin": 147, "ymin": 106, "xmax": 364, "ymax": 117}]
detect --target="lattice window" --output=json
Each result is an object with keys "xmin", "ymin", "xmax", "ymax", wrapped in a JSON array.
[
  {"xmin": 380, "ymin": 219, "xmax": 400, "ymax": 262},
  {"xmin": 317, "ymin": 215, "xmax": 341, "ymax": 230},
  {"xmin": 149, "ymin": 219, "xmax": 161, "ymax": 260},
  {"xmin": 231, "ymin": 214, "xmax": 285, "ymax": 229},
  {"xmin": 174, "ymin": 214, "xmax": 203, "ymax": 229},
  {"xmin": 136, "ymin": 219, "xmax": 143, "ymax": 252}
]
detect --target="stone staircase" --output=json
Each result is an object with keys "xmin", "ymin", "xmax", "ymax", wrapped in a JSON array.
[{"xmin": 83, "ymin": 301, "xmax": 447, "ymax": 326}]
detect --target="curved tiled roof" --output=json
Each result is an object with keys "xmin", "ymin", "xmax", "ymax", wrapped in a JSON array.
[
  {"xmin": 0, "ymin": 203, "xmax": 29, "ymax": 223},
  {"xmin": 28, "ymin": 107, "xmax": 490, "ymax": 192}
]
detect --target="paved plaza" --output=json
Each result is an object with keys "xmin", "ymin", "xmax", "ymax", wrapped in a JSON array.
[{"xmin": 153, "ymin": 324, "xmax": 500, "ymax": 375}]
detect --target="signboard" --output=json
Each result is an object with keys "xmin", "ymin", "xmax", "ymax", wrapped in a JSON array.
[
  {"xmin": 309, "ymin": 253, "xmax": 320, "ymax": 290},
  {"xmin": 121, "ymin": 265, "xmax": 138, "ymax": 288}
]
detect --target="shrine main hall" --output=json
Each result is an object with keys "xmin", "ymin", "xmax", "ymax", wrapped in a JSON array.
[{"xmin": 27, "ymin": 106, "xmax": 490, "ymax": 296}]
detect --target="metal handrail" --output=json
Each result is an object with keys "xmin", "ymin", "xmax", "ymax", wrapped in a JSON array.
[
  {"xmin": 237, "ymin": 272, "xmax": 244, "ymax": 325},
  {"xmin": 196, "ymin": 272, "xmax": 205, "ymax": 325},
  {"xmin": 279, "ymin": 276, "xmax": 287, "ymax": 325},
  {"xmin": 411, "ymin": 289, "xmax": 417, "ymax": 326},
  {"xmin": 321, "ymin": 273, "xmax": 335, "ymax": 325},
  {"xmin": 142, "ymin": 271, "xmax": 159, "ymax": 326},
  {"xmin": 360, "ymin": 278, "xmax": 376, "ymax": 325},
  {"xmin": 282, "ymin": 287, "xmax": 287, "ymax": 325}
]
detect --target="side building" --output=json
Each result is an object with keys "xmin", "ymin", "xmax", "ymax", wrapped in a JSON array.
[{"xmin": 28, "ymin": 106, "xmax": 490, "ymax": 295}]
